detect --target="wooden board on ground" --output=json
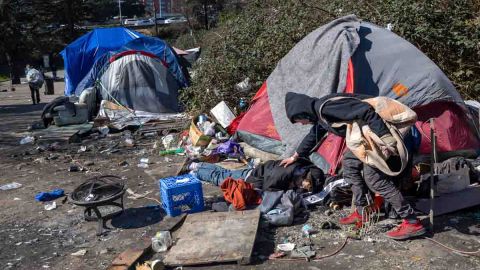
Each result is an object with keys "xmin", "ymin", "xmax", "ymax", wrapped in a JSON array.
[
  {"xmin": 415, "ymin": 185, "xmax": 480, "ymax": 216},
  {"xmin": 33, "ymin": 123, "xmax": 93, "ymax": 143},
  {"xmin": 156, "ymin": 213, "xmax": 187, "ymax": 232},
  {"xmin": 107, "ymin": 246, "xmax": 149, "ymax": 270},
  {"xmin": 164, "ymin": 210, "xmax": 261, "ymax": 266}
]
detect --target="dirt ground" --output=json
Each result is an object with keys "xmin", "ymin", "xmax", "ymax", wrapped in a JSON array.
[{"xmin": 0, "ymin": 77, "xmax": 479, "ymax": 270}]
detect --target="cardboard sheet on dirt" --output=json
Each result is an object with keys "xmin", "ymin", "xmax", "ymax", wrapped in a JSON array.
[
  {"xmin": 164, "ymin": 209, "xmax": 261, "ymax": 266},
  {"xmin": 415, "ymin": 185, "xmax": 480, "ymax": 216}
]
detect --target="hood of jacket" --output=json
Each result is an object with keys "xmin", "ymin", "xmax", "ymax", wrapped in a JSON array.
[{"xmin": 285, "ymin": 92, "xmax": 321, "ymax": 123}]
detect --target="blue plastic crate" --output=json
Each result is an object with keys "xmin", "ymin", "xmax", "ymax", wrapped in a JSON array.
[{"xmin": 158, "ymin": 174, "xmax": 204, "ymax": 217}]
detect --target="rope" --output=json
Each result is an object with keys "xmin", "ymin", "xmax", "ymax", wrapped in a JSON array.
[{"xmin": 424, "ymin": 237, "xmax": 480, "ymax": 256}]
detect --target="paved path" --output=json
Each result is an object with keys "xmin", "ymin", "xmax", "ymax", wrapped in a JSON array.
[{"xmin": 0, "ymin": 72, "xmax": 63, "ymax": 150}]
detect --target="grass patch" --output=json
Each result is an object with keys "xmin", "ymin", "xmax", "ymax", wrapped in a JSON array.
[{"xmin": 0, "ymin": 74, "xmax": 10, "ymax": 82}]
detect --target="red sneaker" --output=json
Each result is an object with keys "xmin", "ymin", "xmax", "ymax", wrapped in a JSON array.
[
  {"xmin": 339, "ymin": 210, "xmax": 363, "ymax": 225},
  {"xmin": 386, "ymin": 219, "xmax": 426, "ymax": 240}
]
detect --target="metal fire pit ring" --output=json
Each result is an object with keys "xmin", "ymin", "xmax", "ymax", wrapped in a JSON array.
[{"xmin": 69, "ymin": 175, "xmax": 126, "ymax": 236}]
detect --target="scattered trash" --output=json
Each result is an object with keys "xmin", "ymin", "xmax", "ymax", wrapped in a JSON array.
[
  {"xmin": 0, "ymin": 182, "xmax": 23, "ymax": 191},
  {"xmin": 143, "ymin": 132, "xmax": 156, "ymax": 137},
  {"xmin": 138, "ymin": 158, "xmax": 150, "ymax": 168},
  {"xmin": 320, "ymin": 221, "xmax": 340, "ymax": 230},
  {"xmin": 98, "ymin": 126, "xmax": 109, "ymax": 136},
  {"xmin": 150, "ymin": 260, "xmax": 165, "ymax": 270},
  {"xmin": 268, "ymin": 252, "xmax": 286, "ymax": 259},
  {"xmin": 159, "ymin": 148, "xmax": 184, "ymax": 156},
  {"xmin": 161, "ymin": 134, "xmax": 175, "ymax": 149},
  {"xmin": 44, "ymin": 201, "xmax": 57, "ymax": 211},
  {"xmin": 118, "ymin": 160, "xmax": 129, "ymax": 167},
  {"xmin": 277, "ymin": 243, "xmax": 295, "ymax": 252},
  {"xmin": 135, "ymin": 263, "xmax": 151, "ymax": 270},
  {"xmin": 68, "ymin": 164, "xmax": 80, "ymax": 172},
  {"xmin": 78, "ymin": 145, "xmax": 87, "ymax": 153},
  {"xmin": 152, "ymin": 231, "xmax": 173, "ymax": 252},
  {"xmin": 35, "ymin": 189, "xmax": 65, "ymax": 202},
  {"xmin": 210, "ymin": 101, "xmax": 236, "ymax": 128},
  {"xmin": 234, "ymin": 77, "xmax": 252, "ymax": 92},
  {"xmin": 302, "ymin": 224, "xmax": 316, "ymax": 237},
  {"xmin": 19, "ymin": 136, "xmax": 35, "ymax": 145},
  {"xmin": 137, "ymin": 163, "xmax": 149, "ymax": 169},
  {"xmin": 71, "ymin": 249, "xmax": 87, "ymax": 257},
  {"xmin": 124, "ymin": 138, "xmax": 135, "ymax": 147},
  {"xmin": 355, "ymin": 255, "xmax": 365, "ymax": 259},
  {"xmin": 291, "ymin": 246, "xmax": 316, "ymax": 259},
  {"xmin": 164, "ymin": 157, "xmax": 173, "ymax": 163}
]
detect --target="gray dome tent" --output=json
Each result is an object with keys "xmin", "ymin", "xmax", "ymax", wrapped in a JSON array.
[{"xmin": 98, "ymin": 52, "xmax": 181, "ymax": 114}]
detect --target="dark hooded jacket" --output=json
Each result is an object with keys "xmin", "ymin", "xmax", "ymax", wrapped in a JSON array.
[
  {"xmin": 247, "ymin": 159, "xmax": 324, "ymax": 193},
  {"xmin": 285, "ymin": 92, "xmax": 390, "ymax": 157}
]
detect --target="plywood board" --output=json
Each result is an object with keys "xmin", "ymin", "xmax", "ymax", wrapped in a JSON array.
[
  {"xmin": 164, "ymin": 209, "xmax": 261, "ymax": 266},
  {"xmin": 415, "ymin": 185, "xmax": 480, "ymax": 216}
]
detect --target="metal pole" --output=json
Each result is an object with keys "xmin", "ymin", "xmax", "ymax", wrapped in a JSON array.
[
  {"xmin": 429, "ymin": 118, "xmax": 437, "ymax": 233},
  {"xmin": 118, "ymin": 0, "xmax": 122, "ymax": 25}
]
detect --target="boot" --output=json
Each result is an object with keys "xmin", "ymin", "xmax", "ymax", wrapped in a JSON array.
[
  {"xmin": 385, "ymin": 219, "xmax": 426, "ymax": 240},
  {"xmin": 339, "ymin": 210, "xmax": 363, "ymax": 225}
]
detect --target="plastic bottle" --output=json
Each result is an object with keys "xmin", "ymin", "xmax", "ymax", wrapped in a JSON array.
[
  {"xmin": 151, "ymin": 231, "xmax": 172, "ymax": 252},
  {"xmin": 159, "ymin": 148, "xmax": 185, "ymax": 156}
]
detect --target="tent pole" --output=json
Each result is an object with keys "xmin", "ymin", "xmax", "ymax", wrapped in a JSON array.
[{"xmin": 429, "ymin": 118, "xmax": 437, "ymax": 234}]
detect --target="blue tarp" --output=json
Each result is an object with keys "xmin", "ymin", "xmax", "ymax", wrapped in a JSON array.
[
  {"xmin": 74, "ymin": 36, "xmax": 189, "ymax": 96},
  {"xmin": 60, "ymin": 27, "xmax": 144, "ymax": 95}
]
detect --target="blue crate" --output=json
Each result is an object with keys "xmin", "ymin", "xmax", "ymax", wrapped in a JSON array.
[{"xmin": 158, "ymin": 174, "xmax": 204, "ymax": 217}]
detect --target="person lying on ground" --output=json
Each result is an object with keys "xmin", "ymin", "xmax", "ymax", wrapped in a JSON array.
[
  {"xmin": 188, "ymin": 159, "xmax": 324, "ymax": 193},
  {"xmin": 280, "ymin": 92, "xmax": 426, "ymax": 240}
]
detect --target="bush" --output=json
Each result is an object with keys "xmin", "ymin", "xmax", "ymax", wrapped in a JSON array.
[{"xmin": 181, "ymin": 0, "xmax": 480, "ymax": 112}]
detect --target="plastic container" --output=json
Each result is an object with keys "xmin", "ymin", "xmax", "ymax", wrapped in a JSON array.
[
  {"xmin": 159, "ymin": 174, "xmax": 204, "ymax": 217},
  {"xmin": 151, "ymin": 231, "xmax": 172, "ymax": 252}
]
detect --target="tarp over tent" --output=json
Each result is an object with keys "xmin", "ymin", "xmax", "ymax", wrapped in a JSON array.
[
  {"xmin": 60, "ymin": 27, "xmax": 144, "ymax": 95},
  {"xmin": 75, "ymin": 36, "xmax": 189, "ymax": 95},
  {"xmin": 234, "ymin": 15, "xmax": 479, "ymax": 174}
]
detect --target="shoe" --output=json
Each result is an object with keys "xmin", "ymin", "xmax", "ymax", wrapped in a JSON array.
[
  {"xmin": 339, "ymin": 210, "xmax": 363, "ymax": 225},
  {"xmin": 385, "ymin": 219, "xmax": 426, "ymax": 240}
]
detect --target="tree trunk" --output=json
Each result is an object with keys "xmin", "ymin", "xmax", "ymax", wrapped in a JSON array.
[
  {"xmin": 65, "ymin": 0, "xmax": 75, "ymax": 37},
  {"xmin": 5, "ymin": 51, "xmax": 19, "ymax": 87},
  {"xmin": 203, "ymin": 0, "xmax": 208, "ymax": 30}
]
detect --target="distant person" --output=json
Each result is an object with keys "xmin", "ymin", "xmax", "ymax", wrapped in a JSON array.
[{"xmin": 25, "ymin": 64, "xmax": 44, "ymax": 105}]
